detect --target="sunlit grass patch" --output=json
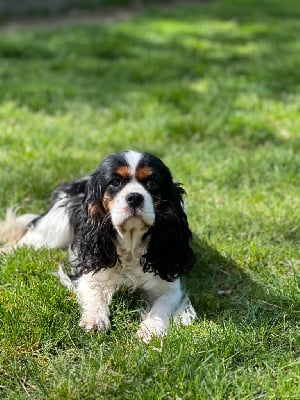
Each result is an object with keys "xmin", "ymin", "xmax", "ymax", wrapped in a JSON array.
[{"xmin": 0, "ymin": 0, "xmax": 300, "ymax": 398}]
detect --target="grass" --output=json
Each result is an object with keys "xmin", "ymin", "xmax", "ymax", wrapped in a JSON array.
[{"xmin": 0, "ymin": 0, "xmax": 300, "ymax": 398}]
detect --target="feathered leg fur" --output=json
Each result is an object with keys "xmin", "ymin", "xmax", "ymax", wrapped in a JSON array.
[{"xmin": 0, "ymin": 209, "xmax": 38, "ymax": 253}]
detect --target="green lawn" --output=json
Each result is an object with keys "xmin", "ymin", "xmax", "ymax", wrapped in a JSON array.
[{"xmin": 0, "ymin": 0, "xmax": 300, "ymax": 398}]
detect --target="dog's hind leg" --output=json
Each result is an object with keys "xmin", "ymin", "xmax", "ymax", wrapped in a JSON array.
[
  {"xmin": 16, "ymin": 198, "xmax": 74, "ymax": 250},
  {"xmin": 1, "ymin": 176, "xmax": 88, "ymax": 253},
  {"xmin": 0, "ymin": 209, "xmax": 39, "ymax": 253}
]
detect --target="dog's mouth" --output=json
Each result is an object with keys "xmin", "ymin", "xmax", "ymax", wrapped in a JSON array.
[{"xmin": 115, "ymin": 214, "xmax": 153, "ymax": 234}]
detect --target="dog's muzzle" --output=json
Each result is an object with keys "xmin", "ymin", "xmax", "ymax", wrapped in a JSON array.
[{"xmin": 126, "ymin": 192, "xmax": 144, "ymax": 211}]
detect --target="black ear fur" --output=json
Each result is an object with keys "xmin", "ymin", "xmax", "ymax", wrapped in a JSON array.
[
  {"xmin": 141, "ymin": 182, "xmax": 195, "ymax": 282},
  {"xmin": 71, "ymin": 174, "xmax": 117, "ymax": 274}
]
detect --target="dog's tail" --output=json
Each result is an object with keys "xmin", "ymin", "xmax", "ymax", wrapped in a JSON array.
[{"xmin": 0, "ymin": 208, "xmax": 38, "ymax": 253}]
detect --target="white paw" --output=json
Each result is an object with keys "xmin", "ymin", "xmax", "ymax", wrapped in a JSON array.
[
  {"xmin": 79, "ymin": 311, "xmax": 111, "ymax": 332},
  {"xmin": 174, "ymin": 298, "xmax": 197, "ymax": 326},
  {"xmin": 136, "ymin": 318, "xmax": 166, "ymax": 343}
]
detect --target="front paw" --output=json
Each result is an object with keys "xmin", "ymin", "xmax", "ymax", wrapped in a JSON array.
[
  {"xmin": 174, "ymin": 300, "xmax": 197, "ymax": 326},
  {"xmin": 80, "ymin": 311, "xmax": 111, "ymax": 332},
  {"xmin": 136, "ymin": 318, "xmax": 166, "ymax": 343}
]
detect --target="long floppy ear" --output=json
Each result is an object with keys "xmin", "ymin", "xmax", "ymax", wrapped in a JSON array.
[
  {"xmin": 71, "ymin": 175, "xmax": 117, "ymax": 274},
  {"xmin": 140, "ymin": 182, "xmax": 195, "ymax": 281}
]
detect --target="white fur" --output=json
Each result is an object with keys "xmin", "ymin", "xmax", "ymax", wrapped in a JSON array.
[
  {"xmin": 110, "ymin": 150, "xmax": 155, "ymax": 237},
  {"xmin": 17, "ymin": 198, "xmax": 74, "ymax": 249},
  {"xmin": 111, "ymin": 181, "xmax": 155, "ymax": 233},
  {"xmin": 125, "ymin": 150, "xmax": 142, "ymax": 173}
]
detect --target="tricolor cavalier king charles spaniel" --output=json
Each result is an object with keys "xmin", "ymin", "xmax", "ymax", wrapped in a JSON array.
[{"xmin": 0, "ymin": 150, "xmax": 196, "ymax": 342}]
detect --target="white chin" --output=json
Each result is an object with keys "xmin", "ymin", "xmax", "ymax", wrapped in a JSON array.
[{"xmin": 115, "ymin": 215, "xmax": 152, "ymax": 234}]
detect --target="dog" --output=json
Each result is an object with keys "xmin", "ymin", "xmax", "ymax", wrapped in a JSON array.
[{"xmin": 0, "ymin": 150, "xmax": 196, "ymax": 342}]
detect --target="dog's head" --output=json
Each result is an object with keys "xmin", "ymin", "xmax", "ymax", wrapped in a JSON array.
[{"xmin": 74, "ymin": 150, "xmax": 195, "ymax": 281}]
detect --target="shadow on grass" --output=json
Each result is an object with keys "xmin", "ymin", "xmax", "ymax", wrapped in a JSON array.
[{"xmin": 187, "ymin": 234, "xmax": 299, "ymax": 330}]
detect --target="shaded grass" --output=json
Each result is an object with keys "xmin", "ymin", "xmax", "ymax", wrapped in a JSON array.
[
  {"xmin": 0, "ymin": 0, "xmax": 161, "ymax": 20},
  {"xmin": 0, "ymin": 0, "xmax": 300, "ymax": 398}
]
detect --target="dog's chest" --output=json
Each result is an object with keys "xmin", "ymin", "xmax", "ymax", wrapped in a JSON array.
[
  {"xmin": 98, "ymin": 228, "xmax": 152, "ymax": 290},
  {"xmin": 115, "ymin": 247, "xmax": 144, "ymax": 284},
  {"xmin": 107, "ymin": 238, "xmax": 149, "ymax": 289}
]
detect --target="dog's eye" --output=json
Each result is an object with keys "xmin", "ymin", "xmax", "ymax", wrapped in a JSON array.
[
  {"xmin": 110, "ymin": 177, "xmax": 122, "ymax": 188},
  {"xmin": 146, "ymin": 176, "xmax": 159, "ymax": 189}
]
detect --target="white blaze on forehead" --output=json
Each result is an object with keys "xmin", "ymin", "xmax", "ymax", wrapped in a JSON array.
[
  {"xmin": 109, "ymin": 151, "xmax": 155, "ymax": 231},
  {"xmin": 124, "ymin": 150, "xmax": 142, "ymax": 175}
]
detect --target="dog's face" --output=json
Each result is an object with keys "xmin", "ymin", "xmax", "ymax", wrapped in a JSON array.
[
  {"xmin": 76, "ymin": 150, "xmax": 194, "ymax": 281},
  {"xmin": 87, "ymin": 151, "xmax": 174, "ymax": 235}
]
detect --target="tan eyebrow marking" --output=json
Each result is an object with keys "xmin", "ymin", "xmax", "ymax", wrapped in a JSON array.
[
  {"xmin": 136, "ymin": 166, "xmax": 153, "ymax": 180},
  {"xmin": 116, "ymin": 166, "xmax": 131, "ymax": 178}
]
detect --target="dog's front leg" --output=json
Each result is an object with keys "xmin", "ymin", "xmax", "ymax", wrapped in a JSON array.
[
  {"xmin": 137, "ymin": 278, "xmax": 184, "ymax": 343},
  {"xmin": 76, "ymin": 272, "xmax": 114, "ymax": 332}
]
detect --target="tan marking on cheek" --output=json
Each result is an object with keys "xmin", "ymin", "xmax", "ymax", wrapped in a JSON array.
[
  {"xmin": 103, "ymin": 192, "xmax": 114, "ymax": 212},
  {"xmin": 88, "ymin": 202, "xmax": 103, "ymax": 218},
  {"xmin": 116, "ymin": 166, "xmax": 131, "ymax": 178},
  {"xmin": 136, "ymin": 167, "xmax": 153, "ymax": 180}
]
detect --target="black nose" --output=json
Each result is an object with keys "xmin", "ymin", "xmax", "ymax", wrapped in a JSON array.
[{"xmin": 126, "ymin": 192, "xmax": 144, "ymax": 208}]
